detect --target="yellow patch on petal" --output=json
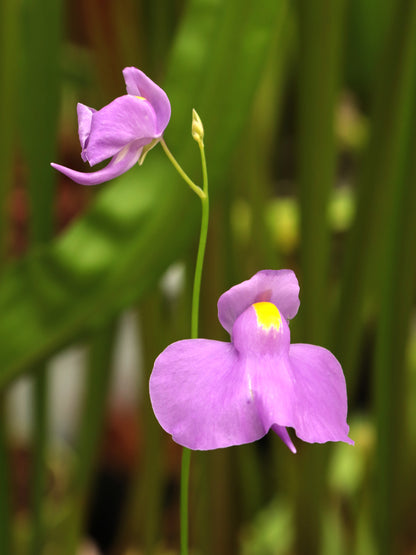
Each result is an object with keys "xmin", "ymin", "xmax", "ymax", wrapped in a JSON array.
[
  {"xmin": 253, "ymin": 302, "xmax": 281, "ymax": 331},
  {"xmin": 136, "ymin": 96, "xmax": 147, "ymax": 101}
]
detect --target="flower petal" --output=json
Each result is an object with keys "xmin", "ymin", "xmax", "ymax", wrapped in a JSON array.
[
  {"xmin": 232, "ymin": 302, "xmax": 290, "ymax": 357},
  {"xmin": 246, "ymin": 345, "xmax": 352, "ymax": 447},
  {"xmin": 123, "ymin": 67, "xmax": 171, "ymax": 135},
  {"xmin": 246, "ymin": 353, "xmax": 297, "ymax": 433},
  {"xmin": 51, "ymin": 140, "xmax": 143, "ymax": 186},
  {"xmin": 149, "ymin": 339, "xmax": 268, "ymax": 450},
  {"xmin": 77, "ymin": 103, "xmax": 96, "ymax": 158},
  {"xmin": 218, "ymin": 270, "xmax": 300, "ymax": 334},
  {"xmin": 287, "ymin": 344, "xmax": 354, "ymax": 445},
  {"xmin": 82, "ymin": 95, "xmax": 157, "ymax": 166},
  {"xmin": 271, "ymin": 424, "xmax": 297, "ymax": 454}
]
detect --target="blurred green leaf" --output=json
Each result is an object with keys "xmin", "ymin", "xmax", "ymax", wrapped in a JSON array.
[
  {"xmin": 294, "ymin": 1, "xmax": 347, "ymax": 554},
  {"xmin": 20, "ymin": 0, "xmax": 63, "ymax": 243},
  {"xmin": 0, "ymin": 1, "xmax": 20, "ymax": 551},
  {"xmin": 0, "ymin": 0, "xmax": 288, "ymax": 385},
  {"xmin": 0, "ymin": 0, "xmax": 19, "ymax": 264},
  {"xmin": 335, "ymin": 0, "xmax": 416, "ymax": 394}
]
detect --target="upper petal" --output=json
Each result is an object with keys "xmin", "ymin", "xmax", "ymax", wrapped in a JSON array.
[
  {"xmin": 51, "ymin": 139, "xmax": 143, "ymax": 186},
  {"xmin": 123, "ymin": 67, "xmax": 171, "ymax": 135},
  {"xmin": 149, "ymin": 339, "xmax": 267, "ymax": 450},
  {"xmin": 82, "ymin": 95, "xmax": 157, "ymax": 166},
  {"xmin": 218, "ymin": 270, "xmax": 300, "ymax": 335}
]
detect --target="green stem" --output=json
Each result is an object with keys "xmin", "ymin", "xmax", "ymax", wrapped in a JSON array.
[
  {"xmin": 0, "ymin": 2, "xmax": 20, "ymax": 553},
  {"xmin": 373, "ymin": 20, "xmax": 416, "ymax": 552},
  {"xmin": 160, "ymin": 138, "xmax": 206, "ymax": 200},
  {"xmin": 180, "ymin": 448, "xmax": 192, "ymax": 555},
  {"xmin": 294, "ymin": 1, "xmax": 346, "ymax": 554},
  {"xmin": 191, "ymin": 141, "xmax": 209, "ymax": 339},
  {"xmin": 0, "ymin": 395, "xmax": 12, "ymax": 555},
  {"xmin": 163, "ymin": 135, "xmax": 209, "ymax": 555},
  {"xmin": 334, "ymin": 0, "xmax": 416, "ymax": 396},
  {"xmin": 65, "ymin": 323, "xmax": 116, "ymax": 555},
  {"xmin": 31, "ymin": 367, "xmax": 48, "ymax": 555}
]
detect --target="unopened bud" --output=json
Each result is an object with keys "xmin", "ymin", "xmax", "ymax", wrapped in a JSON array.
[{"xmin": 192, "ymin": 109, "xmax": 204, "ymax": 145}]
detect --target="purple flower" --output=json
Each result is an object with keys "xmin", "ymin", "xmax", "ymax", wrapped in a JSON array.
[
  {"xmin": 149, "ymin": 270, "xmax": 354, "ymax": 453},
  {"xmin": 51, "ymin": 67, "xmax": 171, "ymax": 185}
]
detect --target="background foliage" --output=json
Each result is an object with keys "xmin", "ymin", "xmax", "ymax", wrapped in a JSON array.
[{"xmin": 1, "ymin": 0, "xmax": 416, "ymax": 554}]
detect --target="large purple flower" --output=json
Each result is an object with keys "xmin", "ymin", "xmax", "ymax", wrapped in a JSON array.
[
  {"xmin": 51, "ymin": 67, "xmax": 171, "ymax": 185},
  {"xmin": 149, "ymin": 270, "xmax": 354, "ymax": 453}
]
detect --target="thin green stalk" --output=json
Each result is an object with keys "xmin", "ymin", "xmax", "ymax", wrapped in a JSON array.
[
  {"xmin": 190, "ymin": 141, "xmax": 209, "ymax": 339},
  {"xmin": 182, "ymin": 138, "xmax": 208, "ymax": 555},
  {"xmin": 160, "ymin": 138, "xmax": 206, "ymax": 200},
  {"xmin": 180, "ymin": 448, "xmax": 192, "ymax": 555},
  {"xmin": 163, "ymin": 128, "xmax": 209, "ymax": 555}
]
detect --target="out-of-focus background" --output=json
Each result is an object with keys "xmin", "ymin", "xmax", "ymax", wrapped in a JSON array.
[{"xmin": 1, "ymin": 1, "xmax": 416, "ymax": 554}]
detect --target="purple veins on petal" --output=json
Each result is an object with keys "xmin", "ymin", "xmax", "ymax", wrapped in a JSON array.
[
  {"xmin": 51, "ymin": 67, "xmax": 171, "ymax": 186},
  {"xmin": 149, "ymin": 270, "xmax": 354, "ymax": 453}
]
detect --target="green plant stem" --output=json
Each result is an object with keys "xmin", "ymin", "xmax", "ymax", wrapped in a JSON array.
[
  {"xmin": 31, "ymin": 366, "xmax": 48, "ymax": 555},
  {"xmin": 373, "ymin": 21, "xmax": 416, "ymax": 553},
  {"xmin": 20, "ymin": 2, "xmax": 63, "ymax": 551},
  {"xmin": 160, "ymin": 138, "xmax": 206, "ymax": 200},
  {"xmin": 0, "ymin": 0, "xmax": 18, "ymax": 265},
  {"xmin": 0, "ymin": 1, "xmax": 18, "ymax": 551},
  {"xmin": 294, "ymin": 1, "xmax": 346, "ymax": 554},
  {"xmin": 65, "ymin": 323, "xmax": 116, "ymax": 555},
  {"xmin": 335, "ymin": 0, "xmax": 416, "ymax": 396},
  {"xmin": 0, "ymin": 395, "xmax": 11, "ymax": 555},
  {"xmin": 180, "ymin": 448, "xmax": 192, "ymax": 555},
  {"xmin": 190, "ymin": 142, "xmax": 209, "ymax": 339},
  {"xmin": 163, "ymin": 136, "xmax": 209, "ymax": 555},
  {"xmin": 129, "ymin": 297, "xmax": 164, "ymax": 553}
]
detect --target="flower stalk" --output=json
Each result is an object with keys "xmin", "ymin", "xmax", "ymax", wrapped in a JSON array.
[
  {"xmin": 160, "ymin": 138, "xmax": 206, "ymax": 200},
  {"xmin": 164, "ymin": 111, "xmax": 209, "ymax": 555}
]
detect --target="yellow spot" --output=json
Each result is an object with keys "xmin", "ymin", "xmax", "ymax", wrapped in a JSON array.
[
  {"xmin": 252, "ymin": 302, "xmax": 281, "ymax": 331},
  {"xmin": 136, "ymin": 96, "xmax": 147, "ymax": 101}
]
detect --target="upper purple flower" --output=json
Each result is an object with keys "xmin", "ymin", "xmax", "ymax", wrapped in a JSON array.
[
  {"xmin": 51, "ymin": 67, "xmax": 171, "ymax": 185},
  {"xmin": 149, "ymin": 270, "xmax": 354, "ymax": 453}
]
